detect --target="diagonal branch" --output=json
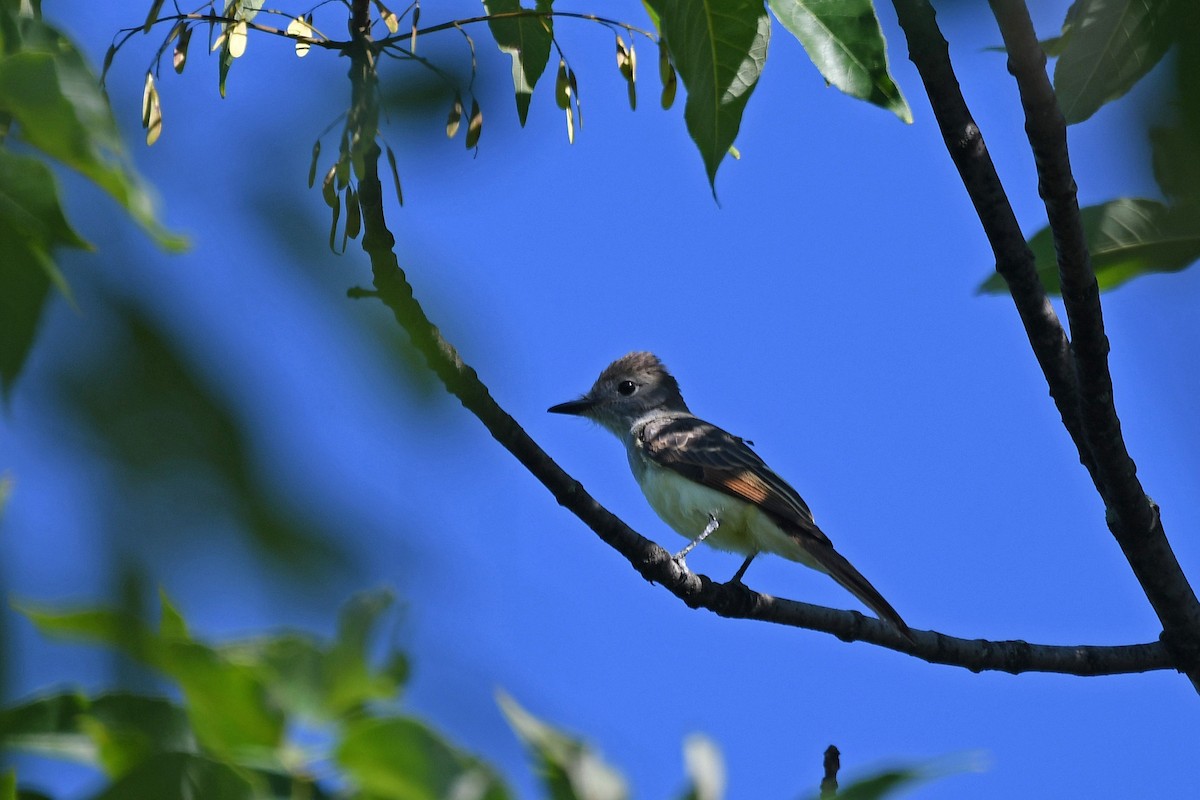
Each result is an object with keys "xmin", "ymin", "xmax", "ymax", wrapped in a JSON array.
[
  {"xmin": 989, "ymin": 0, "xmax": 1200, "ymax": 686},
  {"xmin": 341, "ymin": 0, "xmax": 1180, "ymax": 680}
]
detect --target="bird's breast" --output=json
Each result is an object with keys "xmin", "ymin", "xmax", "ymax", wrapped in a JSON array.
[{"xmin": 634, "ymin": 459, "xmax": 762, "ymax": 555}]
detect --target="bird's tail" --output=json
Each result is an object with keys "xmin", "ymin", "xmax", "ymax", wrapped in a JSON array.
[{"xmin": 807, "ymin": 538, "xmax": 912, "ymax": 640}]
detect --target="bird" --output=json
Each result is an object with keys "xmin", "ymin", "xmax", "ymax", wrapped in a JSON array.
[{"xmin": 548, "ymin": 351, "xmax": 909, "ymax": 636}]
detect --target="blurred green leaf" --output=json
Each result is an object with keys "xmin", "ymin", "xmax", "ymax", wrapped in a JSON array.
[
  {"xmin": 823, "ymin": 767, "xmax": 923, "ymax": 800},
  {"xmin": 645, "ymin": 0, "xmax": 770, "ymax": 191},
  {"xmin": 21, "ymin": 596, "xmax": 286, "ymax": 757},
  {"xmin": 677, "ymin": 734, "xmax": 724, "ymax": 800},
  {"xmin": 58, "ymin": 306, "xmax": 350, "ymax": 573},
  {"xmin": 0, "ymin": 15, "xmax": 185, "ymax": 250},
  {"xmin": 0, "ymin": 148, "xmax": 88, "ymax": 398},
  {"xmin": 768, "ymin": 0, "xmax": 910, "ymax": 123},
  {"xmin": 224, "ymin": 588, "xmax": 410, "ymax": 722},
  {"xmin": 497, "ymin": 691, "xmax": 626, "ymax": 800},
  {"xmin": 337, "ymin": 716, "xmax": 511, "ymax": 800},
  {"xmin": 91, "ymin": 752, "xmax": 255, "ymax": 800},
  {"xmin": 0, "ymin": 692, "xmax": 95, "ymax": 763},
  {"xmin": 1150, "ymin": 123, "xmax": 1200, "ymax": 203},
  {"xmin": 0, "ymin": 771, "xmax": 12, "ymax": 800},
  {"xmin": 1054, "ymin": 0, "xmax": 1175, "ymax": 124},
  {"xmin": 484, "ymin": 0, "xmax": 553, "ymax": 126},
  {"xmin": 87, "ymin": 694, "xmax": 194, "ymax": 777},
  {"xmin": 978, "ymin": 198, "xmax": 1200, "ymax": 294}
]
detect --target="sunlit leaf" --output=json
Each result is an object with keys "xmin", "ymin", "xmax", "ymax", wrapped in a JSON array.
[
  {"xmin": 979, "ymin": 198, "xmax": 1200, "ymax": 294},
  {"xmin": 645, "ymin": 0, "xmax": 770, "ymax": 190},
  {"xmin": 768, "ymin": 0, "xmax": 911, "ymax": 122},
  {"xmin": 1054, "ymin": 0, "xmax": 1175, "ymax": 124},
  {"xmin": 484, "ymin": 0, "xmax": 552, "ymax": 126},
  {"xmin": 287, "ymin": 17, "xmax": 312, "ymax": 57},
  {"xmin": 466, "ymin": 99, "xmax": 482, "ymax": 148},
  {"xmin": 142, "ymin": 72, "xmax": 162, "ymax": 146},
  {"xmin": 498, "ymin": 691, "xmax": 627, "ymax": 800},
  {"xmin": 383, "ymin": 10, "xmax": 400, "ymax": 35}
]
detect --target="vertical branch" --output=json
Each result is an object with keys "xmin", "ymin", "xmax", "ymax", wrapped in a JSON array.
[
  {"xmin": 888, "ymin": 0, "xmax": 1098, "ymax": 488},
  {"xmin": 989, "ymin": 0, "xmax": 1200, "ymax": 685}
]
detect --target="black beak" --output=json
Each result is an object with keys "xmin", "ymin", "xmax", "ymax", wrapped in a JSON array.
[{"xmin": 548, "ymin": 398, "xmax": 594, "ymax": 416}]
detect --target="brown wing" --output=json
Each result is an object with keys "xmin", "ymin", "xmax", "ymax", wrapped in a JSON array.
[
  {"xmin": 638, "ymin": 415, "xmax": 829, "ymax": 546},
  {"xmin": 639, "ymin": 415, "xmax": 910, "ymax": 637}
]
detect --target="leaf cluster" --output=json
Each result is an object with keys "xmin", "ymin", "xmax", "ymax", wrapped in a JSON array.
[
  {"xmin": 0, "ymin": 0, "xmax": 183, "ymax": 399},
  {"xmin": 2, "ymin": 589, "xmax": 939, "ymax": 800}
]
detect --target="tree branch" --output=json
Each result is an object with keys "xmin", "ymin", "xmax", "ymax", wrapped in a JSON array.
[
  {"xmin": 888, "ymin": 0, "xmax": 1098, "ymax": 488},
  {"xmin": 988, "ymin": 0, "xmax": 1200, "ymax": 686},
  {"xmin": 340, "ymin": 0, "xmax": 1182, "ymax": 681}
]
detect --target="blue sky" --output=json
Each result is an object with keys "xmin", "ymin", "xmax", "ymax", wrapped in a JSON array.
[{"xmin": 4, "ymin": 1, "xmax": 1200, "ymax": 798}]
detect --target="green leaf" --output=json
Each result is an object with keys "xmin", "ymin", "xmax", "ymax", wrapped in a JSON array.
[
  {"xmin": 21, "ymin": 599, "xmax": 285, "ymax": 757},
  {"xmin": 768, "ymin": 0, "xmax": 910, "ymax": 122},
  {"xmin": 677, "ymin": 734, "xmax": 724, "ymax": 800},
  {"xmin": 91, "ymin": 752, "xmax": 255, "ymax": 800},
  {"xmin": 646, "ymin": 0, "xmax": 770, "ymax": 191},
  {"xmin": 0, "ymin": 22, "xmax": 186, "ymax": 250},
  {"xmin": 484, "ymin": 0, "xmax": 553, "ymax": 126},
  {"xmin": 337, "ymin": 716, "xmax": 510, "ymax": 800},
  {"xmin": 497, "ymin": 691, "xmax": 626, "ymax": 800},
  {"xmin": 1, "ymin": 770, "xmax": 14, "ymax": 800},
  {"xmin": 978, "ymin": 198, "xmax": 1200, "ymax": 294},
  {"xmin": 0, "ymin": 692, "xmax": 95, "ymax": 764},
  {"xmin": 0, "ymin": 149, "xmax": 90, "ymax": 397},
  {"xmin": 87, "ymin": 694, "xmax": 193, "ymax": 778},
  {"xmin": 1054, "ymin": 0, "xmax": 1175, "ymax": 124}
]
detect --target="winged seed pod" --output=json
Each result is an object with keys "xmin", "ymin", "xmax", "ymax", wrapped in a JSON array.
[
  {"xmin": 555, "ymin": 59, "xmax": 569, "ymax": 110},
  {"xmin": 344, "ymin": 186, "xmax": 361, "ymax": 240},
  {"xmin": 142, "ymin": 72, "xmax": 162, "ymax": 146},
  {"xmin": 321, "ymin": 164, "xmax": 338, "ymax": 208},
  {"xmin": 228, "ymin": 20, "xmax": 248, "ymax": 58},
  {"xmin": 385, "ymin": 145, "xmax": 404, "ymax": 206},
  {"xmin": 173, "ymin": 26, "xmax": 192, "ymax": 73},
  {"xmin": 446, "ymin": 95, "xmax": 462, "ymax": 138},
  {"xmin": 658, "ymin": 38, "xmax": 670, "ymax": 84},
  {"xmin": 568, "ymin": 67, "xmax": 581, "ymax": 128},
  {"xmin": 287, "ymin": 17, "xmax": 312, "ymax": 57},
  {"xmin": 410, "ymin": 5, "xmax": 419, "ymax": 52},
  {"xmin": 307, "ymin": 140, "xmax": 321, "ymax": 188},
  {"xmin": 662, "ymin": 65, "xmax": 676, "ymax": 110},
  {"xmin": 627, "ymin": 41, "xmax": 637, "ymax": 110},
  {"xmin": 465, "ymin": 99, "xmax": 482, "ymax": 149}
]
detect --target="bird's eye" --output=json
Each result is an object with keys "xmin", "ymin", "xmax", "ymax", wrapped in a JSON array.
[{"xmin": 617, "ymin": 380, "xmax": 637, "ymax": 396}]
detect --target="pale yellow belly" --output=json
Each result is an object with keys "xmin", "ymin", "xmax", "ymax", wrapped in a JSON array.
[{"xmin": 636, "ymin": 461, "xmax": 821, "ymax": 570}]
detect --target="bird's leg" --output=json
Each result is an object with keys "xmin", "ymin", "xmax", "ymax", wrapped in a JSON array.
[
  {"xmin": 673, "ymin": 514, "xmax": 720, "ymax": 563},
  {"xmin": 731, "ymin": 552, "xmax": 758, "ymax": 584}
]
